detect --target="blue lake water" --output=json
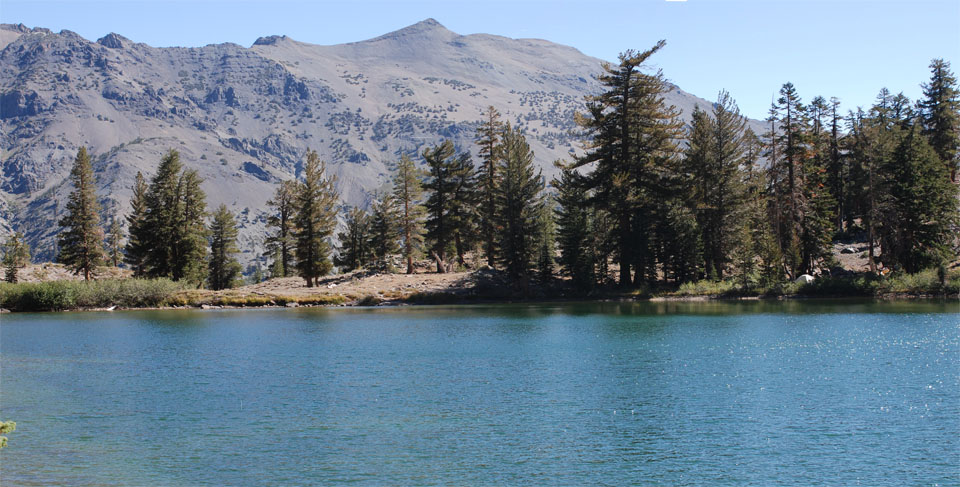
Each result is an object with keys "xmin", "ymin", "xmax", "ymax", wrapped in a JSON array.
[{"xmin": 1, "ymin": 300, "xmax": 958, "ymax": 485}]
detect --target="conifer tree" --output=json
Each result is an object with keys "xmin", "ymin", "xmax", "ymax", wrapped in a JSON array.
[
  {"xmin": 144, "ymin": 150, "xmax": 184, "ymax": 278},
  {"xmin": 496, "ymin": 125, "xmax": 544, "ymax": 280},
  {"xmin": 336, "ymin": 206, "xmax": 372, "ymax": 272},
  {"xmin": 266, "ymin": 180, "xmax": 298, "ymax": 278},
  {"xmin": 767, "ymin": 82, "xmax": 807, "ymax": 277},
  {"xmin": 572, "ymin": 41, "xmax": 683, "ymax": 286},
  {"xmin": 554, "ymin": 168, "xmax": 594, "ymax": 290},
  {"xmin": 294, "ymin": 150, "xmax": 339, "ymax": 286},
  {"xmin": 683, "ymin": 91, "xmax": 749, "ymax": 280},
  {"xmin": 174, "ymin": 169, "xmax": 209, "ymax": 286},
  {"xmin": 124, "ymin": 172, "xmax": 150, "ymax": 276},
  {"xmin": 2, "ymin": 232, "xmax": 30, "ymax": 283},
  {"xmin": 207, "ymin": 204, "xmax": 242, "ymax": 290},
  {"xmin": 106, "ymin": 217, "xmax": 123, "ymax": 267},
  {"xmin": 535, "ymin": 195, "xmax": 556, "ymax": 280},
  {"xmin": 58, "ymin": 147, "xmax": 105, "ymax": 280},
  {"xmin": 475, "ymin": 106, "xmax": 503, "ymax": 266},
  {"xmin": 369, "ymin": 192, "xmax": 399, "ymax": 270},
  {"xmin": 827, "ymin": 97, "xmax": 846, "ymax": 232},
  {"xmin": 449, "ymin": 152, "xmax": 479, "ymax": 268},
  {"xmin": 880, "ymin": 125, "xmax": 959, "ymax": 272},
  {"xmin": 392, "ymin": 153, "xmax": 426, "ymax": 274},
  {"xmin": 918, "ymin": 58, "xmax": 960, "ymax": 182},
  {"xmin": 423, "ymin": 140, "xmax": 458, "ymax": 273}
]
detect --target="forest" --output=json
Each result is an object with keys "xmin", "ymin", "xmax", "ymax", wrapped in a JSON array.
[{"xmin": 3, "ymin": 42, "xmax": 958, "ymax": 302}]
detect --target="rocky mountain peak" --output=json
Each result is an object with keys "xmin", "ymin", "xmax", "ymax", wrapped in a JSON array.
[
  {"xmin": 365, "ymin": 18, "xmax": 456, "ymax": 43},
  {"xmin": 252, "ymin": 34, "xmax": 288, "ymax": 47},
  {"xmin": 96, "ymin": 32, "xmax": 129, "ymax": 49}
]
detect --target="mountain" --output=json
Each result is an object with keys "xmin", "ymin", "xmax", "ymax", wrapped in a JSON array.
[{"xmin": 0, "ymin": 19, "xmax": 763, "ymax": 265}]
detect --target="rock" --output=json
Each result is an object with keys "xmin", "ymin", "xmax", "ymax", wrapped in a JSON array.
[
  {"xmin": 841, "ymin": 247, "xmax": 857, "ymax": 254},
  {"xmin": 201, "ymin": 304, "xmax": 215, "ymax": 309},
  {"xmin": 795, "ymin": 274, "xmax": 815, "ymax": 284},
  {"xmin": 0, "ymin": 308, "xmax": 10, "ymax": 313},
  {"xmin": 285, "ymin": 302, "xmax": 299, "ymax": 308}
]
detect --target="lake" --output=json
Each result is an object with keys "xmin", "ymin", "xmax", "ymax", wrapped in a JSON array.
[{"xmin": 1, "ymin": 300, "xmax": 958, "ymax": 485}]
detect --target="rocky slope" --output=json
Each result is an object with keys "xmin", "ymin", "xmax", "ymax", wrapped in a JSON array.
[{"xmin": 0, "ymin": 19, "xmax": 763, "ymax": 265}]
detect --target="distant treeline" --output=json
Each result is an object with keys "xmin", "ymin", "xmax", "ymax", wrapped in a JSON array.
[{"xmin": 3, "ymin": 41, "xmax": 957, "ymax": 295}]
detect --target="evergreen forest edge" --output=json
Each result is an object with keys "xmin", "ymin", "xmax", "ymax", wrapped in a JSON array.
[{"xmin": 2, "ymin": 43, "xmax": 959, "ymax": 311}]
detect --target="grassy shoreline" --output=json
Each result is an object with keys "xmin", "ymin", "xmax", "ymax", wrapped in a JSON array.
[{"xmin": 1, "ymin": 269, "xmax": 958, "ymax": 313}]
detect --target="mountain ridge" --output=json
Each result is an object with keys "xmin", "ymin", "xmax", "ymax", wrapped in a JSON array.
[{"xmin": 0, "ymin": 19, "xmax": 763, "ymax": 265}]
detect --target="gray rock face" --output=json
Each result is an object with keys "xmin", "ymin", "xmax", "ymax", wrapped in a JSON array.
[{"xmin": 0, "ymin": 19, "xmax": 763, "ymax": 265}]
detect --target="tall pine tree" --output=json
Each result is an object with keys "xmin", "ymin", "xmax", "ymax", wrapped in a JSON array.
[
  {"xmin": 918, "ymin": 58, "xmax": 960, "ymax": 182},
  {"xmin": 475, "ymin": 106, "xmax": 503, "ymax": 267},
  {"xmin": 335, "ymin": 206, "xmax": 372, "ymax": 272},
  {"xmin": 496, "ymin": 125, "xmax": 544, "ymax": 280},
  {"xmin": 207, "ymin": 204, "xmax": 242, "ymax": 291},
  {"xmin": 553, "ymin": 168, "xmax": 595, "ymax": 290},
  {"xmin": 369, "ymin": 192, "xmax": 399, "ymax": 270},
  {"xmin": 392, "ymin": 153, "xmax": 426, "ymax": 274},
  {"xmin": 58, "ymin": 147, "xmax": 105, "ymax": 280},
  {"xmin": 266, "ymin": 180, "xmax": 298, "ymax": 278},
  {"xmin": 294, "ymin": 150, "xmax": 339, "ymax": 286},
  {"xmin": 124, "ymin": 171, "xmax": 150, "ymax": 276},
  {"xmin": 423, "ymin": 140, "xmax": 458, "ymax": 273}
]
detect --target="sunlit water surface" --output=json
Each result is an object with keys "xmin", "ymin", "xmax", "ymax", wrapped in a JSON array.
[{"xmin": 1, "ymin": 300, "xmax": 958, "ymax": 485}]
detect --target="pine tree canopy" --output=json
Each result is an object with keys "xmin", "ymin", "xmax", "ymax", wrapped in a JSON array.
[
  {"xmin": 58, "ymin": 147, "xmax": 105, "ymax": 280},
  {"xmin": 208, "ymin": 204, "xmax": 242, "ymax": 291}
]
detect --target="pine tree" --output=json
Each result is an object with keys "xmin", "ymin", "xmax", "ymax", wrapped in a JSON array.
[
  {"xmin": 2, "ymin": 232, "xmax": 30, "ymax": 283},
  {"xmin": 266, "ymin": 180, "xmax": 298, "ymax": 278},
  {"xmin": 918, "ymin": 58, "xmax": 960, "ymax": 182},
  {"xmin": 683, "ymin": 91, "xmax": 749, "ymax": 280},
  {"xmin": 174, "ymin": 169, "xmax": 209, "ymax": 286},
  {"xmin": 553, "ymin": 168, "xmax": 594, "ymax": 290},
  {"xmin": 369, "ymin": 192, "xmax": 399, "ymax": 270},
  {"xmin": 880, "ymin": 125, "xmax": 959, "ymax": 272},
  {"xmin": 827, "ymin": 97, "xmax": 846, "ymax": 232},
  {"xmin": 535, "ymin": 195, "xmax": 556, "ymax": 281},
  {"xmin": 144, "ymin": 150, "xmax": 184, "ymax": 278},
  {"xmin": 124, "ymin": 171, "xmax": 150, "ymax": 276},
  {"xmin": 572, "ymin": 41, "xmax": 684, "ymax": 286},
  {"xmin": 294, "ymin": 150, "xmax": 339, "ymax": 286},
  {"xmin": 475, "ymin": 105, "xmax": 503, "ymax": 267},
  {"xmin": 767, "ymin": 83, "xmax": 807, "ymax": 277},
  {"xmin": 423, "ymin": 140, "xmax": 458, "ymax": 273},
  {"xmin": 58, "ymin": 147, "xmax": 105, "ymax": 280},
  {"xmin": 496, "ymin": 124, "xmax": 544, "ymax": 280},
  {"xmin": 138, "ymin": 150, "xmax": 209, "ymax": 284},
  {"xmin": 207, "ymin": 204, "xmax": 242, "ymax": 290},
  {"xmin": 392, "ymin": 153, "xmax": 426, "ymax": 274},
  {"xmin": 685, "ymin": 105, "xmax": 713, "ymax": 278},
  {"xmin": 336, "ymin": 206, "xmax": 372, "ymax": 272},
  {"xmin": 449, "ymin": 152, "xmax": 479, "ymax": 268},
  {"xmin": 106, "ymin": 217, "xmax": 123, "ymax": 267}
]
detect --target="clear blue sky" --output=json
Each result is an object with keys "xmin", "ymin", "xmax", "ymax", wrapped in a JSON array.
[{"xmin": 1, "ymin": 0, "xmax": 957, "ymax": 120}]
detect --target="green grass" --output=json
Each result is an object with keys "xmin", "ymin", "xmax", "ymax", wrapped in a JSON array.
[{"xmin": 0, "ymin": 279, "xmax": 185, "ymax": 311}]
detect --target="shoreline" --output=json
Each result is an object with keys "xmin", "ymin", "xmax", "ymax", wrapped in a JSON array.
[{"xmin": 3, "ymin": 290, "xmax": 956, "ymax": 314}]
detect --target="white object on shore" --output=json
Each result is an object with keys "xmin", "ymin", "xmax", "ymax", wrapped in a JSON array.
[
  {"xmin": 106, "ymin": 306, "xmax": 117, "ymax": 311},
  {"xmin": 795, "ymin": 274, "xmax": 815, "ymax": 284}
]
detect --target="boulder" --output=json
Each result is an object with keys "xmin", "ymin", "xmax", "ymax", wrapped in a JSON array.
[
  {"xmin": 795, "ymin": 274, "xmax": 815, "ymax": 284},
  {"xmin": 841, "ymin": 247, "xmax": 857, "ymax": 254}
]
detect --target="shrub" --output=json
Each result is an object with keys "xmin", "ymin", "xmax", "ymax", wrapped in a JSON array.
[
  {"xmin": 356, "ymin": 294, "xmax": 382, "ymax": 306},
  {"xmin": 0, "ymin": 279, "xmax": 183, "ymax": 311}
]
